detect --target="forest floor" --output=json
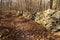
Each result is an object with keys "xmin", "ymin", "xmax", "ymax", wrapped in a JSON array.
[{"xmin": 0, "ymin": 9, "xmax": 60, "ymax": 40}]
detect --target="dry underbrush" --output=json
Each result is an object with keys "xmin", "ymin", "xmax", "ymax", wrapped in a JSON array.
[{"xmin": 0, "ymin": 10, "xmax": 60, "ymax": 40}]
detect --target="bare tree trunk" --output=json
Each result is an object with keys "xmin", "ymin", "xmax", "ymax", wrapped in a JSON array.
[
  {"xmin": 10, "ymin": 0, "xmax": 12, "ymax": 10},
  {"xmin": 52, "ymin": 0, "xmax": 58, "ymax": 10},
  {"xmin": 29, "ymin": 0, "xmax": 32, "ymax": 12},
  {"xmin": 8, "ymin": 0, "xmax": 12, "ymax": 10},
  {"xmin": 39, "ymin": 0, "xmax": 42, "ymax": 12},
  {"xmin": 1, "ymin": 0, "xmax": 2, "ymax": 8},
  {"xmin": 38, "ymin": 0, "xmax": 40, "ymax": 12},
  {"xmin": 50, "ymin": 0, "xmax": 53, "ymax": 9},
  {"xmin": 44, "ymin": 0, "xmax": 45, "ymax": 11},
  {"xmin": 57, "ymin": 0, "xmax": 60, "ymax": 10},
  {"xmin": 25, "ymin": 0, "xmax": 29, "ymax": 11}
]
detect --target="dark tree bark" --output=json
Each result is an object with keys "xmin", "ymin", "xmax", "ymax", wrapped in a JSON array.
[
  {"xmin": 44, "ymin": 0, "xmax": 45, "ymax": 10},
  {"xmin": 50, "ymin": 0, "xmax": 53, "ymax": 9},
  {"xmin": 39, "ymin": 0, "xmax": 42, "ymax": 12},
  {"xmin": 1, "ymin": 0, "xmax": 2, "ymax": 8}
]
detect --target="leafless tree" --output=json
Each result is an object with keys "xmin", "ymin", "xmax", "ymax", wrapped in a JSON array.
[
  {"xmin": 50, "ymin": 0, "xmax": 53, "ymax": 9},
  {"xmin": 1, "ymin": 0, "xmax": 3, "ymax": 8},
  {"xmin": 57, "ymin": 0, "xmax": 60, "ymax": 10},
  {"xmin": 39, "ymin": 0, "xmax": 42, "ymax": 12}
]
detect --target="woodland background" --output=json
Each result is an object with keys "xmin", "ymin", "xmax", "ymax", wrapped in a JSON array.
[{"xmin": 0, "ymin": 0, "xmax": 60, "ymax": 12}]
